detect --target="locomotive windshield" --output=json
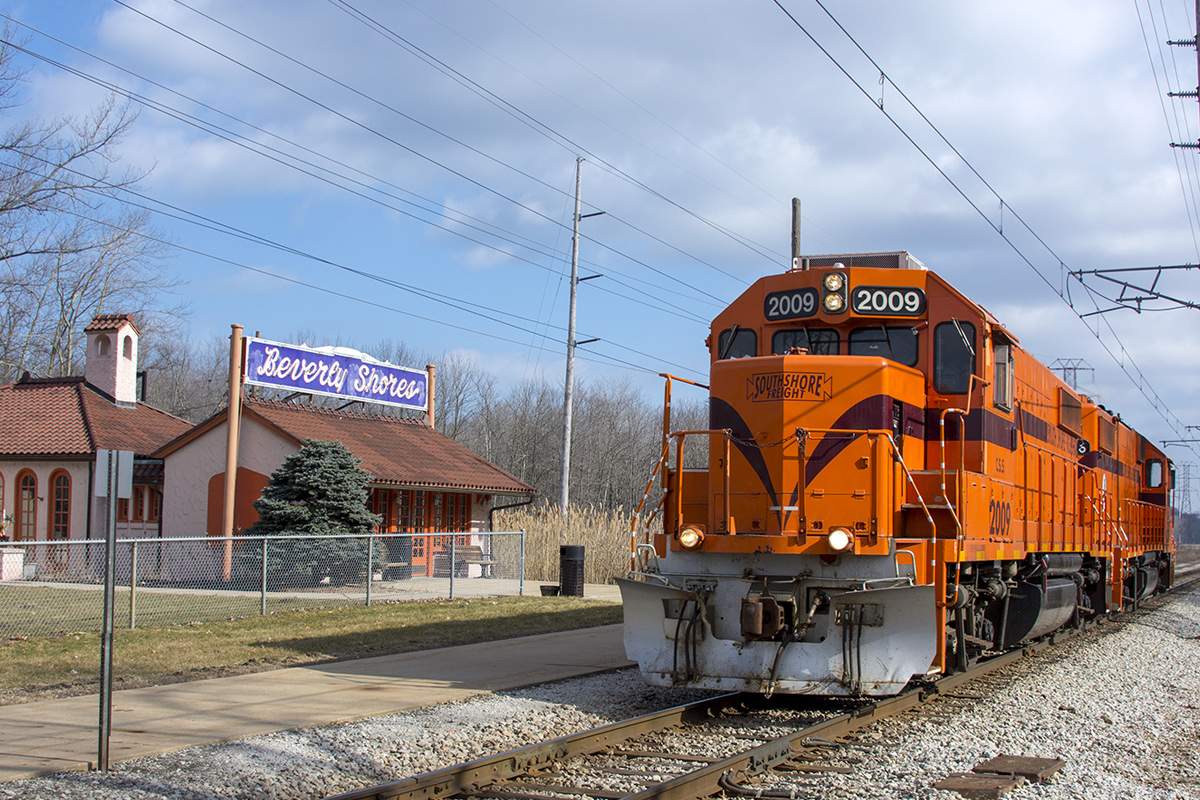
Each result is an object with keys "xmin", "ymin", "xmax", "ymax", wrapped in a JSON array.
[
  {"xmin": 772, "ymin": 328, "xmax": 838, "ymax": 355},
  {"xmin": 848, "ymin": 326, "xmax": 919, "ymax": 366}
]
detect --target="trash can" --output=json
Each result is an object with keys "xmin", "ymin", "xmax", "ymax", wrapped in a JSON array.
[{"xmin": 559, "ymin": 544, "xmax": 585, "ymax": 597}]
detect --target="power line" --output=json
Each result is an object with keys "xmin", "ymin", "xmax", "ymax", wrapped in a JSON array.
[
  {"xmin": 93, "ymin": 2, "xmax": 730, "ymax": 311},
  {"xmin": 772, "ymin": 0, "xmax": 1199, "ymax": 458},
  {"xmin": 11, "ymin": 150, "xmax": 707, "ymax": 379},
  {"xmin": 326, "ymin": 0, "xmax": 781, "ymax": 275},
  {"xmin": 0, "ymin": 25, "xmax": 716, "ymax": 322}
]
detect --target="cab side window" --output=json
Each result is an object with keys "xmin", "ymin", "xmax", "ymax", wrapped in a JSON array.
[
  {"xmin": 717, "ymin": 328, "xmax": 757, "ymax": 359},
  {"xmin": 934, "ymin": 321, "xmax": 976, "ymax": 394},
  {"xmin": 1147, "ymin": 459, "xmax": 1164, "ymax": 489},
  {"xmin": 993, "ymin": 343, "xmax": 1013, "ymax": 410}
]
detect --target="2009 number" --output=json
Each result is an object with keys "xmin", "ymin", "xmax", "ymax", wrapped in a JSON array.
[
  {"xmin": 851, "ymin": 286, "xmax": 926, "ymax": 316},
  {"xmin": 764, "ymin": 288, "xmax": 819, "ymax": 320}
]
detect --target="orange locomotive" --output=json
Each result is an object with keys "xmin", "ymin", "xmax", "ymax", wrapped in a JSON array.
[{"xmin": 619, "ymin": 251, "xmax": 1175, "ymax": 696}]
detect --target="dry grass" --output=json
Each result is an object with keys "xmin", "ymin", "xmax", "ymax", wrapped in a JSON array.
[
  {"xmin": 494, "ymin": 504, "xmax": 649, "ymax": 584},
  {"xmin": 0, "ymin": 595, "xmax": 621, "ymax": 705}
]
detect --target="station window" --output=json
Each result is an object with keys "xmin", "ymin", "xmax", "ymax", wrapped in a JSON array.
[
  {"xmin": 933, "ymin": 320, "xmax": 976, "ymax": 394},
  {"xmin": 993, "ymin": 343, "xmax": 1013, "ymax": 410},
  {"xmin": 848, "ymin": 327, "xmax": 919, "ymax": 367},
  {"xmin": 49, "ymin": 471, "xmax": 70, "ymax": 540},
  {"xmin": 148, "ymin": 489, "xmax": 162, "ymax": 523},
  {"xmin": 17, "ymin": 470, "xmax": 36, "ymax": 542},
  {"xmin": 717, "ymin": 327, "xmax": 757, "ymax": 359},
  {"xmin": 772, "ymin": 328, "xmax": 838, "ymax": 355}
]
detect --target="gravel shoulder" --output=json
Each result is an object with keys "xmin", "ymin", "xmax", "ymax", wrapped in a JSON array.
[{"xmin": 1, "ymin": 584, "xmax": 1196, "ymax": 800}]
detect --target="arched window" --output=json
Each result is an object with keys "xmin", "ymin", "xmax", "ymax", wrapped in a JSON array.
[
  {"xmin": 49, "ymin": 471, "xmax": 71, "ymax": 540},
  {"xmin": 95, "ymin": 334, "xmax": 111, "ymax": 356},
  {"xmin": 16, "ymin": 470, "xmax": 36, "ymax": 542},
  {"xmin": 122, "ymin": 335, "xmax": 133, "ymax": 359}
]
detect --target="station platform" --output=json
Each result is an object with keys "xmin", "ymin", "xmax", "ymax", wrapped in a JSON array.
[{"xmin": 0, "ymin": 602, "xmax": 631, "ymax": 781}]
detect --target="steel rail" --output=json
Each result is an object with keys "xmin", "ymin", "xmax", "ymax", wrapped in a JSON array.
[
  {"xmin": 632, "ymin": 573, "xmax": 1200, "ymax": 800},
  {"xmin": 325, "ymin": 693, "xmax": 749, "ymax": 800},
  {"xmin": 326, "ymin": 571, "xmax": 1199, "ymax": 800}
]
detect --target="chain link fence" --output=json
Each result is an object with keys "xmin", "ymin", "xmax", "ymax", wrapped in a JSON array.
[{"xmin": 0, "ymin": 531, "xmax": 525, "ymax": 640}]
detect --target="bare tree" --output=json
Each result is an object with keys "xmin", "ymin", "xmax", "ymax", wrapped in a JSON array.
[
  {"xmin": 141, "ymin": 332, "xmax": 228, "ymax": 422},
  {"xmin": 0, "ymin": 33, "xmax": 182, "ymax": 382}
]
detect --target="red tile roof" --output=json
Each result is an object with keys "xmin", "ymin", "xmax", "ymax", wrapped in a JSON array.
[
  {"xmin": 0, "ymin": 376, "xmax": 192, "ymax": 458},
  {"xmin": 84, "ymin": 313, "xmax": 140, "ymax": 334},
  {"xmin": 156, "ymin": 398, "xmax": 535, "ymax": 495}
]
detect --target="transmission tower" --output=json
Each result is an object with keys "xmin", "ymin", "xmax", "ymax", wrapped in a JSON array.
[
  {"xmin": 1177, "ymin": 463, "xmax": 1194, "ymax": 517},
  {"xmin": 1050, "ymin": 358, "xmax": 1093, "ymax": 390}
]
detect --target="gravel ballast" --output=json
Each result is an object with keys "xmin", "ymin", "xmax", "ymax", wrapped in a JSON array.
[{"xmin": 1, "ymin": 583, "xmax": 1197, "ymax": 800}]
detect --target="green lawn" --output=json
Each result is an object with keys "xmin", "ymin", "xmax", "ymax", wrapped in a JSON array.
[{"xmin": 0, "ymin": 595, "xmax": 622, "ymax": 704}]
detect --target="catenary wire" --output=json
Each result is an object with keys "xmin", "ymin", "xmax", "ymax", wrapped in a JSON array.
[{"xmin": 772, "ymin": 0, "xmax": 1198, "ymax": 455}]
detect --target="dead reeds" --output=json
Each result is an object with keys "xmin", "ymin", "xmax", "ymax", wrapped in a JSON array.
[{"xmin": 493, "ymin": 503, "xmax": 651, "ymax": 585}]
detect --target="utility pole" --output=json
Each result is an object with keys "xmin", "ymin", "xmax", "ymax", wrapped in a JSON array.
[
  {"xmin": 557, "ymin": 157, "xmax": 604, "ymax": 598},
  {"xmin": 560, "ymin": 158, "xmax": 583, "ymax": 517},
  {"xmin": 1168, "ymin": 0, "xmax": 1200, "ymax": 149},
  {"xmin": 559, "ymin": 157, "xmax": 603, "ymax": 517}
]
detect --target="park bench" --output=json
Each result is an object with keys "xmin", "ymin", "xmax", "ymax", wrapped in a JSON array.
[{"xmin": 432, "ymin": 544, "xmax": 497, "ymax": 578}]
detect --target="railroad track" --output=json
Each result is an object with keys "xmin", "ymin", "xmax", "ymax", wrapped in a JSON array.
[{"xmin": 329, "ymin": 571, "xmax": 1200, "ymax": 800}]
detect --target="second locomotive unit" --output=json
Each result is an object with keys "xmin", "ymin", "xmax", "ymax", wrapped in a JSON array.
[{"xmin": 619, "ymin": 251, "xmax": 1174, "ymax": 696}]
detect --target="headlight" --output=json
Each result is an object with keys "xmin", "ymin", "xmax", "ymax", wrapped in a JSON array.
[
  {"xmin": 678, "ymin": 526, "xmax": 705, "ymax": 549},
  {"xmin": 821, "ymin": 271, "xmax": 847, "ymax": 314},
  {"xmin": 827, "ymin": 527, "xmax": 852, "ymax": 552}
]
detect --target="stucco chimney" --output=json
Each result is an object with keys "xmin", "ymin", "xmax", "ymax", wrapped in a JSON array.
[{"xmin": 84, "ymin": 314, "xmax": 140, "ymax": 407}]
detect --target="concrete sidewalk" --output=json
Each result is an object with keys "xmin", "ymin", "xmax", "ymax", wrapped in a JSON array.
[{"xmin": 0, "ymin": 622, "xmax": 632, "ymax": 782}]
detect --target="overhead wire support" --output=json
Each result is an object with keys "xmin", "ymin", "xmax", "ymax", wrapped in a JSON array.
[{"xmin": 1069, "ymin": 263, "xmax": 1200, "ymax": 313}]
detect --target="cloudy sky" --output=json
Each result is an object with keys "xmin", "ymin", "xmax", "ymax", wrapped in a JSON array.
[{"xmin": 5, "ymin": 1, "xmax": 1200, "ymax": 463}]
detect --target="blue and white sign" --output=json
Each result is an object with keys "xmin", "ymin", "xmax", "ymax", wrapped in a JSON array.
[{"xmin": 243, "ymin": 337, "xmax": 428, "ymax": 411}]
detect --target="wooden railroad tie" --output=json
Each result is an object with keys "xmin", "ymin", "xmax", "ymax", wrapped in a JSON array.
[{"xmin": 933, "ymin": 754, "xmax": 1066, "ymax": 799}]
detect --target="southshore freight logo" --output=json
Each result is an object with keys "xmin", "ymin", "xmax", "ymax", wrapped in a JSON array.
[{"xmin": 746, "ymin": 372, "xmax": 831, "ymax": 402}]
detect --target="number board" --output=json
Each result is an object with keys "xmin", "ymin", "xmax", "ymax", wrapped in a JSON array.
[
  {"xmin": 764, "ymin": 287, "xmax": 819, "ymax": 321},
  {"xmin": 850, "ymin": 286, "xmax": 926, "ymax": 317}
]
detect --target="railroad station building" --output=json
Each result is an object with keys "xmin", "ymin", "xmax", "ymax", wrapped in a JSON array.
[
  {"xmin": 0, "ymin": 312, "xmax": 534, "ymax": 583},
  {"xmin": 0, "ymin": 314, "xmax": 193, "ymax": 577},
  {"xmin": 152, "ymin": 396, "xmax": 535, "ymax": 581}
]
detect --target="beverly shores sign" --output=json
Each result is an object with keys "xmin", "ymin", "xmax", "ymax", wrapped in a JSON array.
[{"xmin": 243, "ymin": 337, "xmax": 428, "ymax": 411}]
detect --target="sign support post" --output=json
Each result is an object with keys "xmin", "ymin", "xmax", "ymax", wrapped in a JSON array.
[{"xmin": 96, "ymin": 449, "xmax": 132, "ymax": 772}]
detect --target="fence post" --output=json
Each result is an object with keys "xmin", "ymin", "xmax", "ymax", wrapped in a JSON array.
[
  {"xmin": 449, "ymin": 536, "xmax": 456, "ymax": 600},
  {"xmin": 519, "ymin": 528, "xmax": 525, "ymax": 597},
  {"xmin": 366, "ymin": 534, "xmax": 373, "ymax": 608},
  {"xmin": 260, "ymin": 538, "xmax": 268, "ymax": 616},
  {"xmin": 129, "ymin": 541, "xmax": 138, "ymax": 630}
]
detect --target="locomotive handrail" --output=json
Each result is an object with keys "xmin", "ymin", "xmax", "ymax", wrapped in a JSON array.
[
  {"xmin": 894, "ymin": 549, "xmax": 918, "ymax": 581},
  {"xmin": 630, "ymin": 440, "xmax": 672, "ymax": 570},
  {"xmin": 1085, "ymin": 491, "xmax": 1128, "ymax": 548},
  {"xmin": 671, "ymin": 429, "xmax": 733, "ymax": 536},
  {"xmin": 658, "ymin": 373, "xmax": 709, "ymax": 489},
  {"xmin": 938, "ymin": 373, "xmax": 987, "ymax": 543},
  {"xmin": 884, "ymin": 431, "xmax": 935, "ymax": 535}
]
